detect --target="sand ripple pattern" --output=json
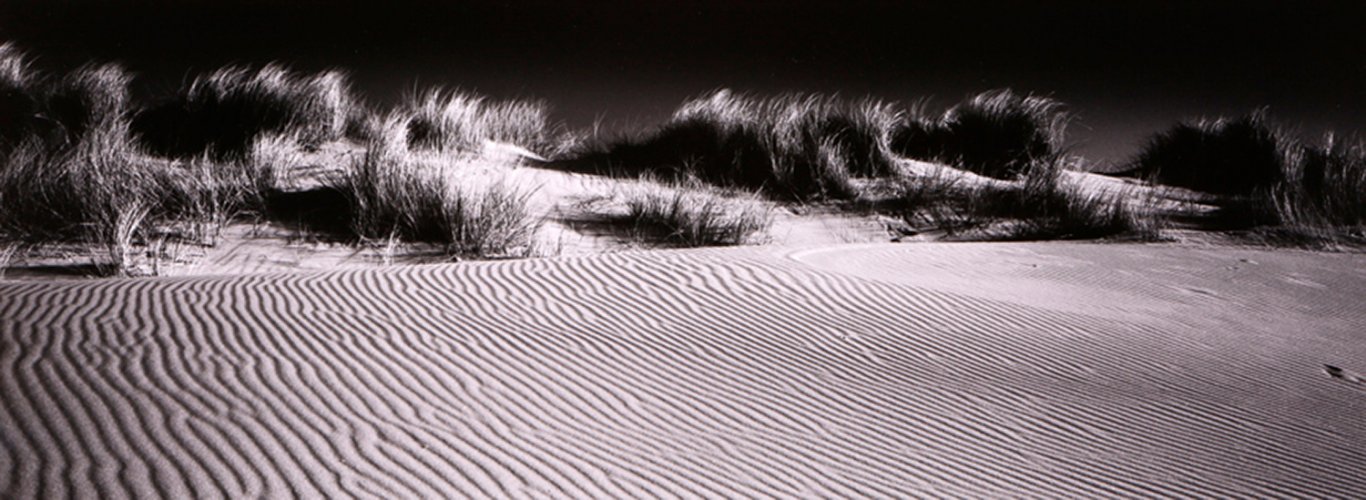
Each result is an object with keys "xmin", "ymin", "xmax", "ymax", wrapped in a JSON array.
[{"xmin": 3, "ymin": 243, "xmax": 1365, "ymax": 498}]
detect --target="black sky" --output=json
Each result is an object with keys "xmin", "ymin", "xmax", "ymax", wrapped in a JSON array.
[{"xmin": 2, "ymin": 0, "xmax": 1363, "ymax": 163}]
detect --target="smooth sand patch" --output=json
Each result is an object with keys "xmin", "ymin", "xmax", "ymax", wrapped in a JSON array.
[{"xmin": 2, "ymin": 242, "xmax": 1363, "ymax": 497}]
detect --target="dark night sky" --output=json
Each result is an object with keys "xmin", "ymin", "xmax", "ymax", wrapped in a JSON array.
[{"xmin": 2, "ymin": 0, "xmax": 1363, "ymax": 164}]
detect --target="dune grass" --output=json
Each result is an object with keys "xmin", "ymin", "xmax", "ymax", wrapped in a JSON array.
[
  {"xmin": 4, "ymin": 47, "xmax": 548, "ymax": 270},
  {"xmin": 5, "ymin": 41, "xmax": 1360, "ymax": 270},
  {"xmin": 400, "ymin": 88, "xmax": 553, "ymax": 156},
  {"xmin": 0, "ymin": 134, "xmax": 259, "ymax": 275},
  {"xmin": 611, "ymin": 177, "xmax": 773, "ymax": 247},
  {"xmin": 45, "ymin": 63, "xmax": 136, "ymax": 144},
  {"xmin": 583, "ymin": 90, "xmax": 903, "ymax": 200},
  {"xmin": 1125, "ymin": 112, "xmax": 1365, "ymax": 246},
  {"xmin": 981, "ymin": 166, "xmax": 1156, "ymax": 241},
  {"xmin": 1260, "ymin": 136, "xmax": 1366, "ymax": 245},
  {"xmin": 898, "ymin": 157, "xmax": 1159, "ymax": 241},
  {"xmin": 0, "ymin": 61, "xmax": 275, "ymax": 275},
  {"xmin": 0, "ymin": 63, "xmax": 152, "ymax": 241},
  {"xmin": 0, "ymin": 130, "xmax": 157, "ymax": 275},
  {"xmin": 892, "ymin": 89, "xmax": 1070, "ymax": 180},
  {"xmin": 135, "ymin": 64, "xmax": 355, "ymax": 158},
  {"xmin": 336, "ymin": 115, "xmax": 541, "ymax": 259}
]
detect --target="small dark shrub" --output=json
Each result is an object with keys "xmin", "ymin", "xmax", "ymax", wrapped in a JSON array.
[{"xmin": 1127, "ymin": 111, "xmax": 1288, "ymax": 195}]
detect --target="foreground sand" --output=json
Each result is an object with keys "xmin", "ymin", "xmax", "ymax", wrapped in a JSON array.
[{"xmin": 2, "ymin": 242, "xmax": 1364, "ymax": 497}]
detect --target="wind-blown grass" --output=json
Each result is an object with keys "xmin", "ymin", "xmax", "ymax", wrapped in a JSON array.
[
  {"xmin": 613, "ymin": 177, "xmax": 772, "ymax": 247},
  {"xmin": 1, "ymin": 130, "xmax": 157, "ymax": 275},
  {"xmin": 980, "ymin": 166, "xmax": 1155, "ymax": 241},
  {"xmin": 400, "ymin": 88, "xmax": 553, "ymax": 156},
  {"xmin": 1, "ymin": 63, "xmax": 148, "ymax": 241},
  {"xmin": 135, "ymin": 64, "xmax": 355, "ymax": 158},
  {"xmin": 583, "ymin": 90, "xmax": 901, "ymax": 200},
  {"xmin": 336, "ymin": 115, "xmax": 541, "ymax": 258},
  {"xmin": 4, "ymin": 48, "xmax": 547, "ymax": 270},
  {"xmin": 45, "ymin": 63, "xmax": 135, "ymax": 146},
  {"xmin": 1261, "ymin": 136, "xmax": 1366, "ymax": 245},
  {"xmin": 892, "ymin": 89, "xmax": 1069, "ymax": 180}
]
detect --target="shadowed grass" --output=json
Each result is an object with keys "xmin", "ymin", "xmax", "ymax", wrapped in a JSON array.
[
  {"xmin": 1, "ymin": 63, "xmax": 149, "ymax": 242},
  {"xmin": 1125, "ymin": 111, "xmax": 1288, "ymax": 195},
  {"xmin": 1123, "ymin": 112, "xmax": 1365, "ymax": 247},
  {"xmin": 892, "ymin": 89, "xmax": 1069, "ymax": 180},
  {"xmin": 581, "ymin": 90, "xmax": 901, "ymax": 200},
  {"xmin": 1, "ymin": 131, "xmax": 160, "ymax": 275},
  {"xmin": 134, "ymin": 64, "xmax": 355, "ymax": 158}
]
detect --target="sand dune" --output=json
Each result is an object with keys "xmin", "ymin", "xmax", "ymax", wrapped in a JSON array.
[{"xmin": 2, "ymin": 242, "xmax": 1364, "ymax": 498}]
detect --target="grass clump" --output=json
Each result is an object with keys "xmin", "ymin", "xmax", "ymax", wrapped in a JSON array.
[
  {"xmin": 135, "ymin": 64, "xmax": 354, "ymax": 158},
  {"xmin": 584, "ymin": 89, "xmax": 902, "ymax": 200},
  {"xmin": 0, "ymin": 128, "xmax": 172, "ymax": 276},
  {"xmin": 337, "ymin": 115, "xmax": 541, "ymax": 258},
  {"xmin": 0, "ymin": 64, "xmax": 150, "ymax": 242},
  {"xmin": 614, "ymin": 177, "xmax": 772, "ymax": 247},
  {"xmin": 1261, "ymin": 136, "xmax": 1366, "ymax": 245},
  {"xmin": 0, "ymin": 61, "xmax": 269, "ymax": 275},
  {"xmin": 1125, "ymin": 111, "xmax": 1288, "ymax": 195},
  {"xmin": 898, "ymin": 157, "xmax": 1158, "ymax": 241},
  {"xmin": 892, "ymin": 89, "xmax": 1070, "ymax": 180},
  {"xmin": 400, "ymin": 88, "xmax": 553, "ymax": 156},
  {"xmin": 1124, "ymin": 111, "xmax": 1365, "ymax": 246}
]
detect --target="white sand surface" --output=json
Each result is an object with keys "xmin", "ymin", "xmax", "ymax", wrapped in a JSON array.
[{"xmin": 2, "ymin": 242, "xmax": 1364, "ymax": 498}]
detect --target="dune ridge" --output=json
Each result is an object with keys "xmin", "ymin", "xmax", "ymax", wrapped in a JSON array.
[{"xmin": 2, "ymin": 243, "xmax": 1364, "ymax": 498}]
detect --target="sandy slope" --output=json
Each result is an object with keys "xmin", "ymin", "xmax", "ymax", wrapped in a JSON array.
[{"xmin": 2, "ymin": 242, "xmax": 1364, "ymax": 498}]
